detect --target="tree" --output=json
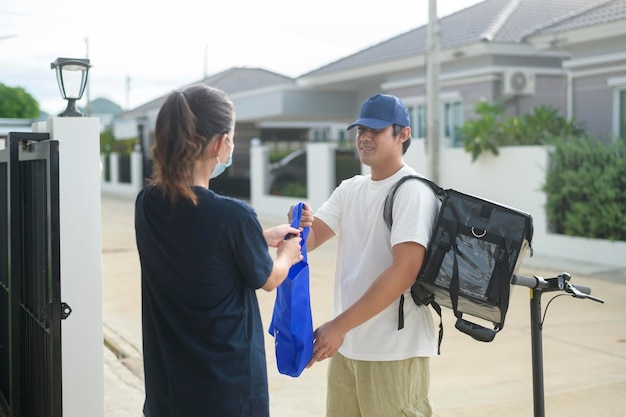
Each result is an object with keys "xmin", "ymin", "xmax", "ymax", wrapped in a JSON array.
[{"xmin": 0, "ymin": 83, "xmax": 40, "ymax": 118}]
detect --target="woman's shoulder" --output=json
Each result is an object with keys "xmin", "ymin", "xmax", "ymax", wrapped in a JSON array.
[
  {"xmin": 197, "ymin": 189, "xmax": 254, "ymax": 216},
  {"xmin": 136, "ymin": 183, "xmax": 161, "ymax": 206}
]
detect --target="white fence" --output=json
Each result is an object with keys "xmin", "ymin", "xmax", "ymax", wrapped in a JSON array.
[
  {"xmin": 101, "ymin": 142, "xmax": 626, "ymax": 269},
  {"xmin": 251, "ymin": 141, "xmax": 626, "ymax": 269},
  {"xmin": 100, "ymin": 151, "xmax": 144, "ymax": 197}
]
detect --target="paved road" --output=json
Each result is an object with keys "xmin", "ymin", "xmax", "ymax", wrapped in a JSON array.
[{"xmin": 101, "ymin": 193, "xmax": 626, "ymax": 417}]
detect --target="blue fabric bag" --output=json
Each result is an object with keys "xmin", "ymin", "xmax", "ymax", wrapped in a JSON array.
[{"xmin": 268, "ymin": 202, "xmax": 313, "ymax": 377}]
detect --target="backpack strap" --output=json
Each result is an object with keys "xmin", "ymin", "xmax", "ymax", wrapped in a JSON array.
[
  {"xmin": 383, "ymin": 175, "xmax": 443, "ymax": 230},
  {"xmin": 384, "ymin": 175, "xmax": 445, "ymax": 354},
  {"xmin": 431, "ymin": 301, "xmax": 443, "ymax": 355}
]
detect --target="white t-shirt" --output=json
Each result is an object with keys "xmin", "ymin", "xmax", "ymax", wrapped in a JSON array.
[{"xmin": 315, "ymin": 165, "xmax": 439, "ymax": 360}]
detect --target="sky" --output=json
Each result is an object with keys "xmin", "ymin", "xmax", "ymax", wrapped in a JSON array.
[{"xmin": 0, "ymin": 0, "xmax": 483, "ymax": 115}]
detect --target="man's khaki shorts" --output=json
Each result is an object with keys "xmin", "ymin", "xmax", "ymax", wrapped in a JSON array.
[{"xmin": 326, "ymin": 353, "xmax": 433, "ymax": 417}]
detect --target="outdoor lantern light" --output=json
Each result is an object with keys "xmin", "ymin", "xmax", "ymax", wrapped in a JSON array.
[{"xmin": 50, "ymin": 57, "xmax": 92, "ymax": 117}]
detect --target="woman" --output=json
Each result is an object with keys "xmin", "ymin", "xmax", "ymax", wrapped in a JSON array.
[{"xmin": 135, "ymin": 84, "xmax": 303, "ymax": 417}]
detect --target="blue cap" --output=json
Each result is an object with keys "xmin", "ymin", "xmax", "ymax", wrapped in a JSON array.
[{"xmin": 347, "ymin": 94, "xmax": 410, "ymax": 130}]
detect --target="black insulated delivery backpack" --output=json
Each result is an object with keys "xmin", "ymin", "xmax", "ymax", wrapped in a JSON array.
[{"xmin": 384, "ymin": 175, "xmax": 534, "ymax": 351}]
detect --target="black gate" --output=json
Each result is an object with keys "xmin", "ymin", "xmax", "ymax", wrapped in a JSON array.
[{"xmin": 0, "ymin": 132, "xmax": 63, "ymax": 417}]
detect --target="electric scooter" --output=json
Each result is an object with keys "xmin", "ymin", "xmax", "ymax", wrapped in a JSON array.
[{"xmin": 511, "ymin": 272, "xmax": 604, "ymax": 417}]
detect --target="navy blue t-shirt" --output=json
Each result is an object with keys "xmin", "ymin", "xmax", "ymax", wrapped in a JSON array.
[{"xmin": 135, "ymin": 185, "xmax": 274, "ymax": 417}]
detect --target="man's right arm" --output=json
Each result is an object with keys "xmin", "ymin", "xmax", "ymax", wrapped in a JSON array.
[
  {"xmin": 289, "ymin": 203, "xmax": 335, "ymax": 251},
  {"xmin": 307, "ymin": 215, "xmax": 334, "ymax": 251}
]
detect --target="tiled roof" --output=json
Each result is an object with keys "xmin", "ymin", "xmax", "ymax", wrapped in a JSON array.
[
  {"xmin": 301, "ymin": 0, "xmax": 622, "ymax": 78},
  {"xmin": 525, "ymin": 0, "xmax": 626, "ymax": 37},
  {"xmin": 487, "ymin": 0, "xmax": 596, "ymax": 42},
  {"xmin": 120, "ymin": 67, "xmax": 294, "ymax": 116},
  {"xmin": 300, "ymin": 0, "xmax": 511, "ymax": 76},
  {"xmin": 194, "ymin": 67, "xmax": 294, "ymax": 95}
]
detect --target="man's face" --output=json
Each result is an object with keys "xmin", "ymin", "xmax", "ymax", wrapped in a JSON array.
[{"xmin": 354, "ymin": 125, "xmax": 401, "ymax": 167}]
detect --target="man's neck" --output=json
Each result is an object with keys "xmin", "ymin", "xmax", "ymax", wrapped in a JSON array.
[{"xmin": 369, "ymin": 160, "xmax": 405, "ymax": 181}]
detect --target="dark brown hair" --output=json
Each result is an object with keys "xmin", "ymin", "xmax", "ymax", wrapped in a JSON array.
[
  {"xmin": 150, "ymin": 84, "xmax": 234, "ymax": 205},
  {"xmin": 392, "ymin": 124, "xmax": 411, "ymax": 155}
]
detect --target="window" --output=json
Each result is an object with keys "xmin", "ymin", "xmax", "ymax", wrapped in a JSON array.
[
  {"xmin": 608, "ymin": 77, "xmax": 626, "ymax": 140},
  {"xmin": 444, "ymin": 101, "xmax": 463, "ymax": 147},
  {"xmin": 408, "ymin": 105, "xmax": 426, "ymax": 139},
  {"xmin": 405, "ymin": 96, "xmax": 463, "ymax": 146},
  {"xmin": 312, "ymin": 129, "xmax": 328, "ymax": 142}
]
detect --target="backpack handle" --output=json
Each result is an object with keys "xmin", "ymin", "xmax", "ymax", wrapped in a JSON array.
[{"xmin": 455, "ymin": 318, "xmax": 497, "ymax": 343}]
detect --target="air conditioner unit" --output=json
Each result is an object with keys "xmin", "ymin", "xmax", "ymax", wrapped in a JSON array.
[{"xmin": 502, "ymin": 70, "xmax": 535, "ymax": 96}]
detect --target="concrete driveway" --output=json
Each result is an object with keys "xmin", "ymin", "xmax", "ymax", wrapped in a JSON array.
[{"xmin": 101, "ymin": 193, "xmax": 626, "ymax": 417}]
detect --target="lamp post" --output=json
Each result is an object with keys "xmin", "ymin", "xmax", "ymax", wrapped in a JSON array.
[{"xmin": 50, "ymin": 57, "xmax": 92, "ymax": 117}]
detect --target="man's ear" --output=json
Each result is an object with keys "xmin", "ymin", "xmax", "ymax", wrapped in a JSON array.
[{"xmin": 400, "ymin": 126, "xmax": 411, "ymax": 142}]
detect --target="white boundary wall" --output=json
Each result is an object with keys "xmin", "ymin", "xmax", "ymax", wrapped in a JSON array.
[
  {"xmin": 251, "ymin": 141, "xmax": 626, "ymax": 268},
  {"xmin": 100, "ymin": 151, "xmax": 144, "ymax": 197}
]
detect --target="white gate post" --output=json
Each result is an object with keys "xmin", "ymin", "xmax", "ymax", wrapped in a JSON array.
[
  {"xmin": 33, "ymin": 117, "xmax": 105, "ymax": 417},
  {"xmin": 306, "ymin": 142, "xmax": 337, "ymax": 210}
]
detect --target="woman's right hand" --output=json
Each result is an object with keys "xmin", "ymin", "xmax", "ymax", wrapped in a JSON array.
[
  {"xmin": 277, "ymin": 235, "xmax": 303, "ymax": 266},
  {"xmin": 262, "ymin": 235, "xmax": 303, "ymax": 291}
]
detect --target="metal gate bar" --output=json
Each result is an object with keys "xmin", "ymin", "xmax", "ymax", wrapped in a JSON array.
[
  {"xmin": 0, "ymin": 133, "xmax": 61, "ymax": 417},
  {"xmin": 0, "ymin": 140, "xmax": 10, "ymax": 416}
]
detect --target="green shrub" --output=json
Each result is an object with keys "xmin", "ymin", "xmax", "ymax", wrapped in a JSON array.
[
  {"xmin": 269, "ymin": 150, "xmax": 292, "ymax": 163},
  {"xmin": 459, "ymin": 101, "xmax": 584, "ymax": 161},
  {"xmin": 458, "ymin": 101, "xmax": 503, "ymax": 161},
  {"xmin": 279, "ymin": 182, "xmax": 307, "ymax": 198},
  {"xmin": 100, "ymin": 129, "xmax": 138, "ymax": 155},
  {"xmin": 544, "ymin": 137, "xmax": 626, "ymax": 241}
]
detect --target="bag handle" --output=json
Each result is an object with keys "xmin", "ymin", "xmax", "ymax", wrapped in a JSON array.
[{"xmin": 287, "ymin": 202, "xmax": 310, "ymax": 257}]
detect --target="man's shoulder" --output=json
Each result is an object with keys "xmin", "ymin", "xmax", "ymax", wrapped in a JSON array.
[
  {"xmin": 396, "ymin": 165, "xmax": 424, "ymax": 179},
  {"xmin": 389, "ymin": 174, "xmax": 440, "ymax": 206}
]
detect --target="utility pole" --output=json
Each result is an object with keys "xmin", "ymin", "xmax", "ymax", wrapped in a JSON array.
[
  {"xmin": 203, "ymin": 42, "xmax": 208, "ymax": 79},
  {"xmin": 85, "ymin": 36, "xmax": 91, "ymax": 116},
  {"xmin": 426, "ymin": 0, "xmax": 440, "ymax": 183},
  {"xmin": 125, "ymin": 76, "xmax": 131, "ymax": 110}
]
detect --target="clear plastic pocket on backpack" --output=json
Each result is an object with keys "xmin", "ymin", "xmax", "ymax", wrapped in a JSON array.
[{"xmin": 434, "ymin": 233, "xmax": 500, "ymax": 303}]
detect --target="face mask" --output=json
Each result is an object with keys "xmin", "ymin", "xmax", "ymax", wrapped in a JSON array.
[{"xmin": 210, "ymin": 140, "xmax": 234, "ymax": 179}]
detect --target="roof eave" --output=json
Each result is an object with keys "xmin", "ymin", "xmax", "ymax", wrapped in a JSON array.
[
  {"xmin": 297, "ymin": 41, "xmax": 566, "ymax": 89},
  {"xmin": 296, "ymin": 56, "xmax": 421, "ymax": 88},
  {"xmin": 528, "ymin": 19, "xmax": 626, "ymax": 50}
]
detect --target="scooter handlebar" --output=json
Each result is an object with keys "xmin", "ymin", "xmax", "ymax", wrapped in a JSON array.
[
  {"xmin": 511, "ymin": 274, "xmax": 546, "ymax": 289},
  {"xmin": 565, "ymin": 282, "xmax": 604, "ymax": 303},
  {"xmin": 569, "ymin": 284, "xmax": 591, "ymax": 295},
  {"xmin": 512, "ymin": 274, "xmax": 604, "ymax": 303}
]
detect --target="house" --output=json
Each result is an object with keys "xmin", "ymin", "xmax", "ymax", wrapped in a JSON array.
[
  {"xmin": 527, "ymin": 0, "xmax": 626, "ymax": 140},
  {"xmin": 113, "ymin": 67, "xmax": 301, "ymax": 181},
  {"xmin": 82, "ymin": 97, "xmax": 124, "ymax": 132},
  {"xmin": 295, "ymin": 0, "xmax": 626, "ymax": 144},
  {"xmin": 112, "ymin": 0, "xmax": 626, "ymax": 187}
]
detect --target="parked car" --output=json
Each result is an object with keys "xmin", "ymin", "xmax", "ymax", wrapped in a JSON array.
[
  {"xmin": 268, "ymin": 149, "xmax": 307, "ymax": 192},
  {"xmin": 268, "ymin": 147, "xmax": 360, "ymax": 195}
]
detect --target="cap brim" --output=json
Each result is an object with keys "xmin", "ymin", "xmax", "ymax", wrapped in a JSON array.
[{"xmin": 346, "ymin": 118, "xmax": 393, "ymax": 131}]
